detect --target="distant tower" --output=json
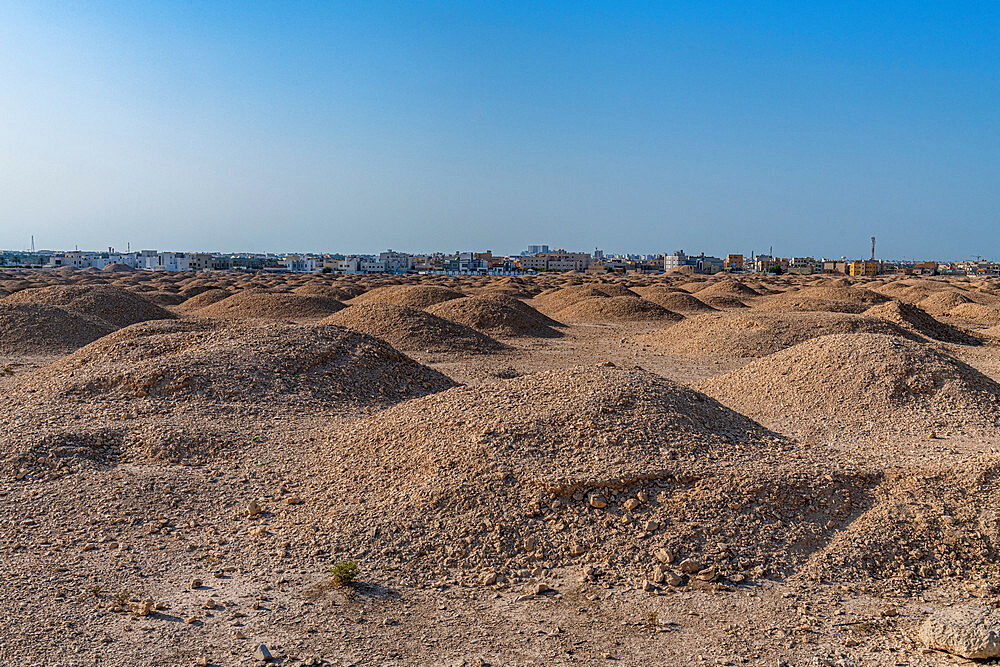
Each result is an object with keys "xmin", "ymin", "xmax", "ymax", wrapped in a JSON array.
[
  {"xmin": 31, "ymin": 235, "xmax": 34, "ymax": 252},
  {"xmin": 871, "ymin": 236, "xmax": 876, "ymax": 261}
]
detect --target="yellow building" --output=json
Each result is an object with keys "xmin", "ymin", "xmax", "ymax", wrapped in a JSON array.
[{"xmin": 848, "ymin": 260, "xmax": 879, "ymax": 277}]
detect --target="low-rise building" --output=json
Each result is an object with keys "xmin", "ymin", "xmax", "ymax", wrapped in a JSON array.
[{"xmin": 848, "ymin": 260, "xmax": 880, "ymax": 277}]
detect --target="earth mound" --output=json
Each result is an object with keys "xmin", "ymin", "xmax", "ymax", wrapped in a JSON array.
[
  {"xmin": 198, "ymin": 289, "xmax": 346, "ymax": 320},
  {"xmin": 551, "ymin": 295, "xmax": 683, "ymax": 323},
  {"xmin": 947, "ymin": 302, "xmax": 1000, "ymax": 324},
  {"xmin": 101, "ymin": 263, "xmax": 135, "ymax": 273},
  {"xmin": 0, "ymin": 303, "xmax": 115, "ymax": 355},
  {"xmin": 2, "ymin": 285, "xmax": 175, "ymax": 329},
  {"xmin": 802, "ymin": 456, "xmax": 1000, "ymax": 592},
  {"xmin": 428, "ymin": 295, "xmax": 563, "ymax": 338},
  {"xmin": 349, "ymin": 285, "xmax": 464, "ymax": 309},
  {"xmin": 694, "ymin": 279, "xmax": 761, "ymax": 299},
  {"xmin": 634, "ymin": 287, "xmax": 717, "ymax": 313},
  {"xmin": 864, "ymin": 300, "xmax": 979, "ymax": 344},
  {"xmin": 531, "ymin": 284, "xmax": 641, "ymax": 312},
  {"xmin": 15, "ymin": 319, "xmax": 456, "ymax": 408},
  {"xmin": 753, "ymin": 286, "xmax": 890, "ymax": 314},
  {"xmin": 177, "ymin": 288, "xmax": 232, "ymax": 311},
  {"xmin": 320, "ymin": 365, "xmax": 874, "ymax": 583},
  {"xmin": 636, "ymin": 311, "xmax": 911, "ymax": 359},
  {"xmin": 321, "ymin": 303, "xmax": 505, "ymax": 353},
  {"xmin": 699, "ymin": 333, "xmax": 1000, "ymax": 437},
  {"xmin": 918, "ymin": 291, "xmax": 974, "ymax": 316}
]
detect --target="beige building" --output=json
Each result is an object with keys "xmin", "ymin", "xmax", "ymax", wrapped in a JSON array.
[{"xmin": 523, "ymin": 252, "xmax": 591, "ymax": 272}]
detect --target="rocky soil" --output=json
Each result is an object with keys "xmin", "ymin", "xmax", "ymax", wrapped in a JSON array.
[{"xmin": 2, "ymin": 269, "xmax": 1000, "ymax": 665}]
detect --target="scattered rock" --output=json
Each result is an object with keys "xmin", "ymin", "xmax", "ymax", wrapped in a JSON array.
[
  {"xmin": 919, "ymin": 605, "xmax": 1000, "ymax": 659},
  {"xmin": 679, "ymin": 558, "xmax": 704, "ymax": 574},
  {"xmin": 589, "ymin": 496, "xmax": 608, "ymax": 509},
  {"xmin": 254, "ymin": 644, "xmax": 274, "ymax": 662}
]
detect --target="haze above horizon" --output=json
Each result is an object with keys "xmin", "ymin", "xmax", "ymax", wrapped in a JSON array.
[{"xmin": 1, "ymin": 2, "xmax": 997, "ymax": 260}]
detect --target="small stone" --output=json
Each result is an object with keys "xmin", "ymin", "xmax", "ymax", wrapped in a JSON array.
[
  {"xmin": 523, "ymin": 536, "xmax": 537, "ymax": 551},
  {"xmin": 651, "ymin": 565, "xmax": 666, "ymax": 584},
  {"xmin": 132, "ymin": 599, "xmax": 154, "ymax": 617},
  {"xmin": 246, "ymin": 501, "xmax": 262, "ymax": 517},
  {"xmin": 696, "ymin": 566, "xmax": 717, "ymax": 582},
  {"xmin": 641, "ymin": 579, "xmax": 654, "ymax": 592},
  {"xmin": 666, "ymin": 572, "xmax": 685, "ymax": 587},
  {"xmin": 928, "ymin": 431, "xmax": 937, "ymax": 440},
  {"xmin": 195, "ymin": 658, "xmax": 209, "ymax": 667},
  {"xmin": 679, "ymin": 558, "xmax": 704, "ymax": 574},
  {"xmin": 254, "ymin": 644, "xmax": 273, "ymax": 661},
  {"xmin": 919, "ymin": 605, "xmax": 1000, "ymax": 659},
  {"xmin": 190, "ymin": 579, "xmax": 203, "ymax": 590},
  {"xmin": 589, "ymin": 495, "xmax": 607, "ymax": 509},
  {"xmin": 284, "ymin": 497, "xmax": 303, "ymax": 506},
  {"xmin": 568, "ymin": 543, "xmax": 585, "ymax": 556},
  {"xmin": 637, "ymin": 490, "xmax": 648, "ymax": 503},
  {"xmin": 532, "ymin": 582, "xmax": 550, "ymax": 595},
  {"xmin": 623, "ymin": 499, "xmax": 639, "ymax": 511},
  {"xmin": 643, "ymin": 520, "xmax": 659, "ymax": 532},
  {"xmin": 480, "ymin": 571, "xmax": 497, "ymax": 586},
  {"xmin": 653, "ymin": 548, "xmax": 673, "ymax": 564}
]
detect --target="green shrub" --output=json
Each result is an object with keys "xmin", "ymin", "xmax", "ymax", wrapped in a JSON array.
[{"xmin": 330, "ymin": 561, "xmax": 358, "ymax": 587}]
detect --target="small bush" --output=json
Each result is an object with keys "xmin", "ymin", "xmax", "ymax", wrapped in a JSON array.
[{"xmin": 330, "ymin": 561, "xmax": 358, "ymax": 587}]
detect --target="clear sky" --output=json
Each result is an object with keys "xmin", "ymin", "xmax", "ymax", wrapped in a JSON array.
[{"xmin": 0, "ymin": 1, "xmax": 997, "ymax": 259}]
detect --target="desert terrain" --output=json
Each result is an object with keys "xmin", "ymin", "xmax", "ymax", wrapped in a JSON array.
[{"xmin": 3, "ymin": 266, "xmax": 1000, "ymax": 665}]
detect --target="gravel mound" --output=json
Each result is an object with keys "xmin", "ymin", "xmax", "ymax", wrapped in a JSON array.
[
  {"xmin": 321, "ymin": 303, "xmax": 505, "ymax": 353},
  {"xmin": 698, "ymin": 295, "xmax": 749, "ymax": 309},
  {"xmin": 864, "ymin": 300, "xmax": 979, "ymax": 345},
  {"xmin": 531, "ymin": 284, "xmax": 641, "ymax": 311},
  {"xmin": 428, "ymin": 295, "xmax": 563, "ymax": 338},
  {"xmin": 321, "ymin": 364, "xmax": 872, "ymax": 583},
  {"xmin": 176, "ymin": 288, "xmax": 232, "ymax": 311},
  {"xmin": 0, "ymin": 303, "xmax": 115, "ymax": 355},
  {"xmin": 752, "ymin": 286, "xmax": 890, "ymax": 314},
  {"xmin": 694, "ymin": 279, "xmax": 761, "ymax": 299},
  {"xmin": 636, "ymin": 311, "xmax": 911, "ymax": 359},
  {"xmin": 14, "ymin": 319, "xmax": 456, "ymax": 408},
  {"xmin": 101, "ymin": 263, "xmax": 135, "ymax": 273},
  {"xmin": 2, "ymin": 285, "xmax": 175, "ymax": 329},
  {"xmin": 946, "ymin": 302, "xmax": 1000, "ymax": 324},
  {"xmin": 802, "ymin": 456, "xmax": 1000, "ymax": 592},
  {"xmin": 699, "ymin": 333, "xmax": 1000, "ymax": 437},
  {"xmin": 551, "ymin": 295, "xmax": 683, "ymax": 323},
  {"xmin": 292, "ymin": 283, "xmax": 355, "ymax": 301},
  {"xmin": 140, "ymin": 290, "xmax": 186, "ymax": 307},
  {"xmin": 634, "ymin": 287, "xmax": 717, "ymax": 313},
  {"xmin": 198, "ymin": 289, "xmax": 346, "ymax": 320},
  {"xmin": 349, "ymin": 285, "xmax": 465, "ymax": 309},
  {"xmin": 918, "ymin": 291, "xmax": 974, "ymax": 315}
]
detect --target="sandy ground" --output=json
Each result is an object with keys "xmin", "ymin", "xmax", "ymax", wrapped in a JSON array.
[{"xmin": 3, "ymin": 275, "xmax": 1000, "ymax": 665}]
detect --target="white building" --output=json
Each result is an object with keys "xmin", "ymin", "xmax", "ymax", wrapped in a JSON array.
[
  {"xmin": 379, "ymin": 250, "xmax": 413, "ymax": 273},
  {"xmin": 282, "ymin": 255, "xmax": 318, "ymax": 272},
  {"xmin": 663, "ymin": 250, "xmax": 687, "ymax": 271}
]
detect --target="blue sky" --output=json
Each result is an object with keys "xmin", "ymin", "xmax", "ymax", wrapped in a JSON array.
[{"xmin": 0, "ymin": 1, "xmax": 997, "ymax": 259}]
